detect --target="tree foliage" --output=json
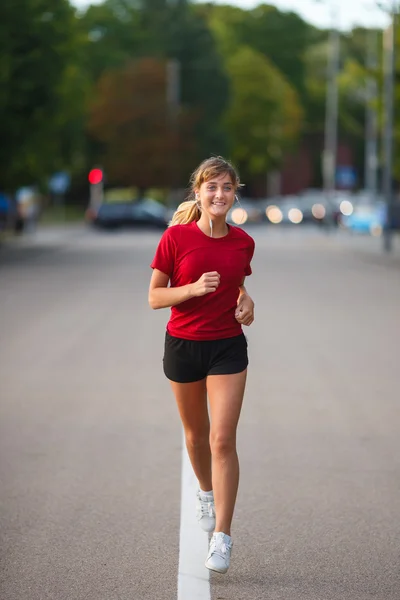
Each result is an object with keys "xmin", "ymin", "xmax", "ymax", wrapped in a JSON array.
[
  {"xmin": 88, "ymin": 58, "xmax": 197, "ymax": 189},
  {"xmin": 223, "ymin": 46, "xmax": 303, "ymax": 179},
  {"xmin": 206, "ymin": 4, "xmax": 303, "ymax": 177},
  {"xmin": 0, "ymin": 0, "xmax": 86, "ymax": 190},
  {"xmin": 2, "ymin": 0, "xmax": 400, "ymax": 194}
]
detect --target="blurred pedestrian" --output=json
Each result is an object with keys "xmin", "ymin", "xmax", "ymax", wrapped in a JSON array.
[{"xmin": 148, "ymin": 156, "xmax": 255, "ymax": 574}]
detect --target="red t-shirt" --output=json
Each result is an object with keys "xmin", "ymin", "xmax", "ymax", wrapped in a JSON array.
[{"xmin": 150, "ymin": 220, "xmax": 255, "ymax": 340}]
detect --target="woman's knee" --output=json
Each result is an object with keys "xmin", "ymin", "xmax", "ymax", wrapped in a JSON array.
[
  {"xmin": 185, "ymin": 430, "xmax": 210, "ymax": 450},
  {"xmin": 210, "ymin": 432, "xmax": 236, "ymax": 457}
]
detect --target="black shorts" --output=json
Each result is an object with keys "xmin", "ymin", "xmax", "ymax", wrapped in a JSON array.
[{"xmin": 163, "ymin": 332, "xmax": 248, "ymax": 383}]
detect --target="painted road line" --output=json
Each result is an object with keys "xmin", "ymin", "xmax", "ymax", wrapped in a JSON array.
[{"xmin": 177, "ymin": 432, "xmax": 210, "ymax": 600}]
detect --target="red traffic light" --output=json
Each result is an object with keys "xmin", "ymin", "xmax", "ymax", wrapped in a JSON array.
[{"xmin": 88, "ymin": 168, "xmax": 103, "ymax": 185}]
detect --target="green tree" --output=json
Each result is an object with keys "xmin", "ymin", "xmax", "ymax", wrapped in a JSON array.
[
  {"xmin": 201, "ymin": 3, "xmax": 318, "ymax": 98},
  {"xmin": 168, "ymin": 2, "xmax": 230, "ymax": 163},
  {"xmin": 81, "ymin": 0, "xmax": 229, "ymax": 182},
  {"xmin": 203, "ymin": 5, "xmax": 303, "ymax": 181},
  {"xmin": 302, "ymin": 40, "xmax": 328, "ymax": 135},
  {"xmin": 242, "ymin": 4, "xmax": 319, "ymax": 97},
  {"xmin": 0, "ymin": 0, "xmax": 82, "ymax": 191},
  {"xmin": 77, "ymin": 0, "xmax": 143, "ymax": 82},
  {"xmin": 224, "ymin": 46, "xmax": 303, "ymax": 181}
]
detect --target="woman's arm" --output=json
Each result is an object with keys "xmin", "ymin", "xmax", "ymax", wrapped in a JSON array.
[
  {"xmin": 238, "ymin": 278, "xmax": 249, "ymax": 298},
  {"xmin": 235, "ymin": 277, "xmax": 255, "ymax": 326},
  {"xmin": 148, "ymin": 268, "xmax": 220, "ymax": 310}
]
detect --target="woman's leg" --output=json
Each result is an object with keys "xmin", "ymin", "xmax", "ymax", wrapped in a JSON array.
[
  {"xmin": 169, "ymin": 379, "xmax": 212, "ymax": 492},
  {"xmin": 207, "ymin": 370, "xmax": 247, "ymax": 536}
]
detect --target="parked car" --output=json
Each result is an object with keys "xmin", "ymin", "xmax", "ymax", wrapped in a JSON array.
[
  {"xmin": 87, "ymin": 199, "xmax": 168, "ymax": 230},
  {"xmin": 0, "ymin": 192, "xmax": 10, "ymax": 236},
  {"xmin": 263, "ymin": 196, "xmax": 307, "ymax": 225},
  {"xmin": 340, "ymin": 201, "xmax": 386, "ymax": 235}
]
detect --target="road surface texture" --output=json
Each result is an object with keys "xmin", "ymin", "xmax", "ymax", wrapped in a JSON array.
[{"xmin": 1, "ymin": 225, "xmax": 399, "ymax": 600}]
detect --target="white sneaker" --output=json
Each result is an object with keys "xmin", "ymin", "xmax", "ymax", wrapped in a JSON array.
[
  {"xmin": 205, "ymin": 532, "xmax": 233, "ymax": 574},
  {"xmin": 195, "ymin": 490, "xmax": 215, "ymax": 533}
]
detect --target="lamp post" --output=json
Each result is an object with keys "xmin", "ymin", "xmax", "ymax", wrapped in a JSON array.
[
  {"xmin": 314, "ymin": 1, "xmax": 340, "ymax": 215},
  {"xmin": 365, "ymin": 28, "xmax": 379, "ymax": 203},
  {"xmin": 381, "ymin": 1, "xmax": 398, "ymax": 252},
  {"xmin": 324, "ymin": 7, "xmax": 340, "ymax": 204},
  {"xmin": 166, "ymin": 58, "xmax": 181, "ymax": 198}
]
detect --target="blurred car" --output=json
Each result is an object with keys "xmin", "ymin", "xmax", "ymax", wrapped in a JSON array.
[
  {"xmin": 340, "ymin": 201, "xmax": 386, "ymax": 235},
  {"xmin": 300, "ymin": 190, "xmax": 354, "ymax": 226},
  {"xmin": 0, "ymin": 192, "xmax": 10, "ymax": 236},
  {"xmin": 263, "ymin": 196, "xmax": 308, "ymax": 225},
  {"xmin": 87, "ymin": 198, "xmax": 168, "ymax": 230}
]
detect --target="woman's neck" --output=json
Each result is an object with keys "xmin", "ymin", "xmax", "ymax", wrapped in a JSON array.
[{"xmin": 197, "ymin": 214, "xmax": 229, "ymax": 238}]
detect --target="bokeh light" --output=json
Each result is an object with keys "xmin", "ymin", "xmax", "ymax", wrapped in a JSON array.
[
  {"xmin": 312, "ymin": 203, "xmax": 326, "ymax": 219},
  {"xmin": 266, "ymin": 205, "xmax": 283, "ymax": 224},
  {"xmin": 340, "ymin": 200, "xmax": 353, "ymax": 216},
  {"xmin": 288, "ymin": 208, "xmax": 303, "ymax": 224},
  {"xmin": 231, "ymin": 208, "xmax": 248, "ymax": 224}
]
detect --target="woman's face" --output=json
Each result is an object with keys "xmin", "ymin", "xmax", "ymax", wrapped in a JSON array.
[{"xmin": 197, "ymin": 172, "xmax": 235, "ymax": 219}]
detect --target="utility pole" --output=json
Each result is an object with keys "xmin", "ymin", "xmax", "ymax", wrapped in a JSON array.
[
  {"xmin": 166, "ymin": 58, "xmax": 181, "ymax": 197},
  {"xmin": 166, "ymin": 58, "xmax": 180, "ymax": 127},
  {"xmin": 382, "ymin": 5, "xmax": 396, "ymax": 252},
  {"xmin": 365, "ymin": 29, "xmax": 379, "ymax": 202},
  {"xmin": 322, "ymin": 4, "xmax": 340, "ymax": 215}
]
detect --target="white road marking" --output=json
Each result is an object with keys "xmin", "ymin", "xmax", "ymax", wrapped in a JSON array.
[{"xmin": 178, "ymin": 432, "xmax": 211, "ymax": 600}]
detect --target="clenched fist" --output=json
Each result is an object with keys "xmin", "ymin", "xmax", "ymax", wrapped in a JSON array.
[
  {"xmin": 190, "ymin": 272, "xmax": 220, "ymax": 297},
  {"xmin": 235, "ymin": 292, "xmax": 254, "ymax": 326}
]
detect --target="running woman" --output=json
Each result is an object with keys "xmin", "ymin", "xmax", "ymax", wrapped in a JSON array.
[{"xmin": 148, "ymin": 156, "xmax": 255, "ymax": 574}]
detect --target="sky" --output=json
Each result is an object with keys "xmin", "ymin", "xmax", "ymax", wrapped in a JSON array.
[{"xmin": 72, "ymin": 0, "xmax": 391, "ymax": 31}]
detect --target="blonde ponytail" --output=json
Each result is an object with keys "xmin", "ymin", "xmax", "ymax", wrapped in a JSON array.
[{"xmin": 169, "ymin": 199, "xmax": 201, "ymax": 226}]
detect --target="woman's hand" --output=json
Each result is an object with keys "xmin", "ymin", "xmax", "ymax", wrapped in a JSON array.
[
  {"xmin": 235, "ymin": 292, "xmax": 254, "ymax": 326},
  {"xmin": 190, "ymin": 272, "xmax": 220, "ymax": 297}
]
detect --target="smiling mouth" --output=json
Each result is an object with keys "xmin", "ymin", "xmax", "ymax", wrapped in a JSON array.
[{"xmin": 212, "ymin": 202, "xmax": 226, "ymax": 205}]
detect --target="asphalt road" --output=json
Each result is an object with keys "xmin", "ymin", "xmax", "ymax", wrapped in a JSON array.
[{"xmin": 0, "ymin": 225, "xmax": 399, "ymax": 600}]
